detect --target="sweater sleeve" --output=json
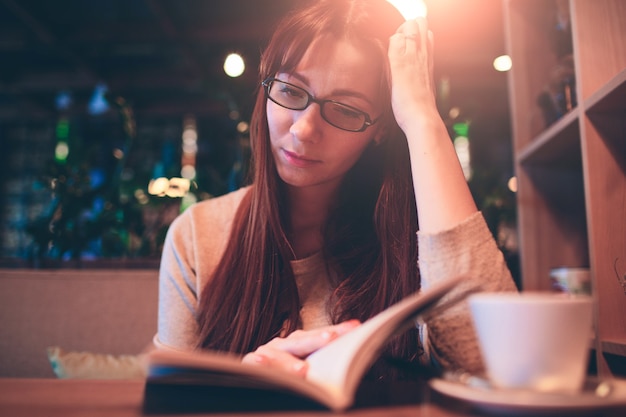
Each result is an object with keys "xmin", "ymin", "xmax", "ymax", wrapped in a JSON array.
[
  {"xmin": 417, "ymin": 211, "xmax": 517, "ymax": 373},
  {"xmin": 155, "ymin": 209, "xmax": 201, "ymax": 351},
  {"xmin": 154, "ymin": 187, "xmax": 249, "ymax": 352}
]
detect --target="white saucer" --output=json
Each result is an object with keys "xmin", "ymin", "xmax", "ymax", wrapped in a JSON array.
[{"xmin": 429, "ymin": 377, "xmax": 626, "ymax": 415}]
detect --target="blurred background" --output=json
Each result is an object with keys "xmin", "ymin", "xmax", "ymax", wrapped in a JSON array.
[{"xmin": 0, "ymin": 0, "xmax": 518, "ymax": 274}]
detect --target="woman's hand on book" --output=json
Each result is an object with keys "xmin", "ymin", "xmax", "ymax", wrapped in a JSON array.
[{"xmin": 241, "ymin": 320, "xmax": 360, "ymax": 377}]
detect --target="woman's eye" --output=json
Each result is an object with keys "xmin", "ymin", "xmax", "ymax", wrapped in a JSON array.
[
  {"xmin": 332, "ymin": 104, "xmax": 363, "ymax": 120},
  {"xmin": 279, "ymin": 85, "xmax": 306, "ymax": 99}
]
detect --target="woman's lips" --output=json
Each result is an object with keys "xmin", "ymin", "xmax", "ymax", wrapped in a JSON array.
[{"xmin": 282, "ymin": 149, "xmax": 321, "ymax": 167}]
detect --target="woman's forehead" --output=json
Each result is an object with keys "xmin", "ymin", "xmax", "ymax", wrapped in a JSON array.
[{"xmin": 290, "ymin": 36, "xmax": 383, "ymax": 90}]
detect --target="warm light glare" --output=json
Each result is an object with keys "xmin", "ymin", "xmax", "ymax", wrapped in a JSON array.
[
  {"xmin": 386, "ymin": 0, "xmax": 427, "ymax": 20},
  {"xmin": 181, "ymin": 115, "xmax": 198, "ymax": 174},
  {"xmin": 55, "ymin": 142, "xmax": 69, "ymax": 162},
  {"xmin": 224, "ymin": 53, "xmax": 245, "ymax": 78},
  {"xmin": 493, "ymin": 55, "xmax": 512, "ymax": 72},
  {"xmin": 181, "ymin": 164, "xmax": 196, "ymax": 180},
  {"xmin": 148, "ymin": 177, "xmax": 170, "ymax": 196},
  {"xmin": 148, "ymin": 177, "xmax": 191, "ymax": 198},
  {"xmin": 182, "ymin": 128, "xmax": 197, "ymax": 142},
  {"xmin": 182, "ymin": 141, "xmax": 197, "ymax": 155},
  {"xmin": 135, "ymin": 189, "xmax": 149, "ymax": 205},
  {"xmin": 167, "ymin": 177, "xmax": 191, "ymax": 197},
  {"xmin": 229, "ymin": 110, "xmax": 240, "ymax": 120},
  {"xmin": 448, "ymin": 107, "xmax": 460, "ymax": 119},
  {"xmin": 508, "ymin": 176, "xmax": 518, "ymax": 193},
  {"xmin": 237, "ymin": 121, "xmax": 249, "ymax": 134},
  {"xmin": 454, "ymin": 136, "xmax": 472, "ymax": 181}
]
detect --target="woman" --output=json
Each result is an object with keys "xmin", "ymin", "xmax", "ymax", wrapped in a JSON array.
[{"xmin": 155, "ymin": 0, "xmax": 516, "ymax": 379}]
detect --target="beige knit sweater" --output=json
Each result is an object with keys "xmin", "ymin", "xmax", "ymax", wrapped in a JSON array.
[{"xmin": 155, "ymin": 187, "xmax": 517, "ymax": 373}]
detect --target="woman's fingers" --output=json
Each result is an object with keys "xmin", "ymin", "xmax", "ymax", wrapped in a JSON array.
[
  {"xmin": 241, "ymin": 320, "xmax": 361, "ymax": 377},
  {"xmin": 388, "ymin": 18, "xmax": 431, "ymax": 89},
  {"xmin": 390, "ymin": 18, "xmax": 427, "ymax": 54},
  {"xmin": 242, "ymin": 349, "xmax": 310, "ymax": 377},
  {"xmin": 286, "ymin": 320, "xmax": 360, "ymax": 355},
  {"xmin": 388, "ymin": 18, "xmax": 437, "ymax": 131}
]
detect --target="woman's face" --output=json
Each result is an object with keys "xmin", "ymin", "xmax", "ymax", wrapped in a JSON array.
[{"xmin": 266, "ymin": 36, "xmax": 383, "ymax": 193}]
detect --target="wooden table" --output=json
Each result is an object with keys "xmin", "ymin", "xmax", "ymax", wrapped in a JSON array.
[
  {"xmin": 0, "ymin": 378, "xmax": 480, "ymax": 417},
  {"xmin": 2, "ymin": 378, "xmax": 625, "ymax": 416}
]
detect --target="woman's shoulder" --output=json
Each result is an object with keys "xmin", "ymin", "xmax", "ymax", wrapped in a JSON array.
[
  {"xmin": 183, "ymin": 187, "xmax": 250, "ymax": 217},
  {"xmin": 166, "ymin": 186, "xmax": 250, "ymax": 239}
]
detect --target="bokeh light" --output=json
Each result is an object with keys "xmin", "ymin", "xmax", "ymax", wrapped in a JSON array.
[
  {"xmin": 224, "ymin": 53, "xmax": 245, "ymax": 78},
  {"xmin": 386, "ymin": 0, "xmax": 427, "ymax": 20},
  {"xmin": 493, "ymin": 55, "xmax": 512, "ymax": 72}
]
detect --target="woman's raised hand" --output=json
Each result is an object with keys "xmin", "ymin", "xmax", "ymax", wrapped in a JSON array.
[
  {"xmin": 388, "ymin": 17, "xmax": 436, "ymax": 134},
  {"xmin": 388, "ymin": 18, "xmax": 477, "ymax": 231},
  {"xmin": 241, "ymin": 320, "xmax": 360, "ymax": 377}
]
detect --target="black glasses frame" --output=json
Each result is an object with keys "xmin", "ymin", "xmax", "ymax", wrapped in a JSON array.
[{"xmin": 262, "ymin": 77, "xmax": 378, "ymax": 132}]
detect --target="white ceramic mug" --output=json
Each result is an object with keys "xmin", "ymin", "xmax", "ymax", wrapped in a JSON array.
[
  {"xmin": 468, "ymin": 292, "xmax": 593, "ymax": 393},
  {"xmin": 550, "ymin": 267, "xmax": 591, "ymax": 295}
]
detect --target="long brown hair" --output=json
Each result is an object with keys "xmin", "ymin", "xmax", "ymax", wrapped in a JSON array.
[{"xmin": 197, "ymin": 0, "xmax": 421, "ymax": 370}]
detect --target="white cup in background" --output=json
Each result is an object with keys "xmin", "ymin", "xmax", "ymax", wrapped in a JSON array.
[
  {"xmin": 468, "ymin": 292, "xmax": 593, "ymax": 394},
  {"xmin": 550, "ymin": 267, "xmax": 591, "ymax": 295}
]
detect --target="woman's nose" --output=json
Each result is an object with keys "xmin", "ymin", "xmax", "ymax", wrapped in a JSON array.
[{"xmin": 289, "ymin": 104, "xmax": 323, "ymax": 143}]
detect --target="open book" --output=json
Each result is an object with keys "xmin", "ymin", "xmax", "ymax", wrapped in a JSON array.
[{"xmin": 143, "ymin": 274, "xmax": 471, "ymax": 413}]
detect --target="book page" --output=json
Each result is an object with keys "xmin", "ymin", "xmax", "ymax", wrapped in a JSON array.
[{"xmin": 305, "ymin": 274, "xmax": 466, "ymax": 410}]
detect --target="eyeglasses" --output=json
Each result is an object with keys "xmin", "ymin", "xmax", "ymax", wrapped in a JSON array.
[{"xmin": 262, "ymin": 78, "xmax": 379, "ymax": 132}]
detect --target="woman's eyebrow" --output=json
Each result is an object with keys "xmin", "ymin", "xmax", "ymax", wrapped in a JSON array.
[
  {"xmin": 331, "ymin": 88, "xmax": 374, "ymax": 106},
  {"xmin": 284, "ymin": 72, "xmax": 374, "ymax": 106},
  {"xmin": 284, "ymin": 72, "xmax": 309, "ymax": 86}
]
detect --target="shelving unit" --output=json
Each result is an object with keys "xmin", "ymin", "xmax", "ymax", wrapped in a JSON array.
[{"xmin": 503, "ymin": 0, "xmax": 626, "ymax": 376}]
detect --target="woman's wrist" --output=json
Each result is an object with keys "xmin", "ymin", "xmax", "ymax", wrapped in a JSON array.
[{"xmin": 401, "ymin": 112, "xmax": 449, "ymax": 149}]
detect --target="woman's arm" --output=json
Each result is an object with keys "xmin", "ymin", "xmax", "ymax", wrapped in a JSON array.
[
  {"xmin": 418, "ymin": 212, "xmax": 517, "ymax": 373},
  {"xmin": 155, "ymin": 212, "xmax": 201, "ymax": 351},
  {"xmin": 388, "ymin": 18, "xmax": 477, "ymax": 233},
  {"xmin": 155, "ymin": 188, "xmax": 250, "ymax": 351},
  {"xmin": 388, "ymin": 19, "xmax": 517, "ymax": 373}
]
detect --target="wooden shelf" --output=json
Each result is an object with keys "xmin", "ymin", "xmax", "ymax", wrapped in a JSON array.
[
  {"xmin": 585, "ymin": 68, "xmax": 626, "ymax": 113},
  {"xmin": 505, "ymin": 0, "xmax": 626, "ymax": 376},
  {"xmin": 601, "ymin": 339, "xmax": 626, "ymax": 357},
  {"xmin": 517, "ymin": 108, "xmax": 580, "ymax": 168}
]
